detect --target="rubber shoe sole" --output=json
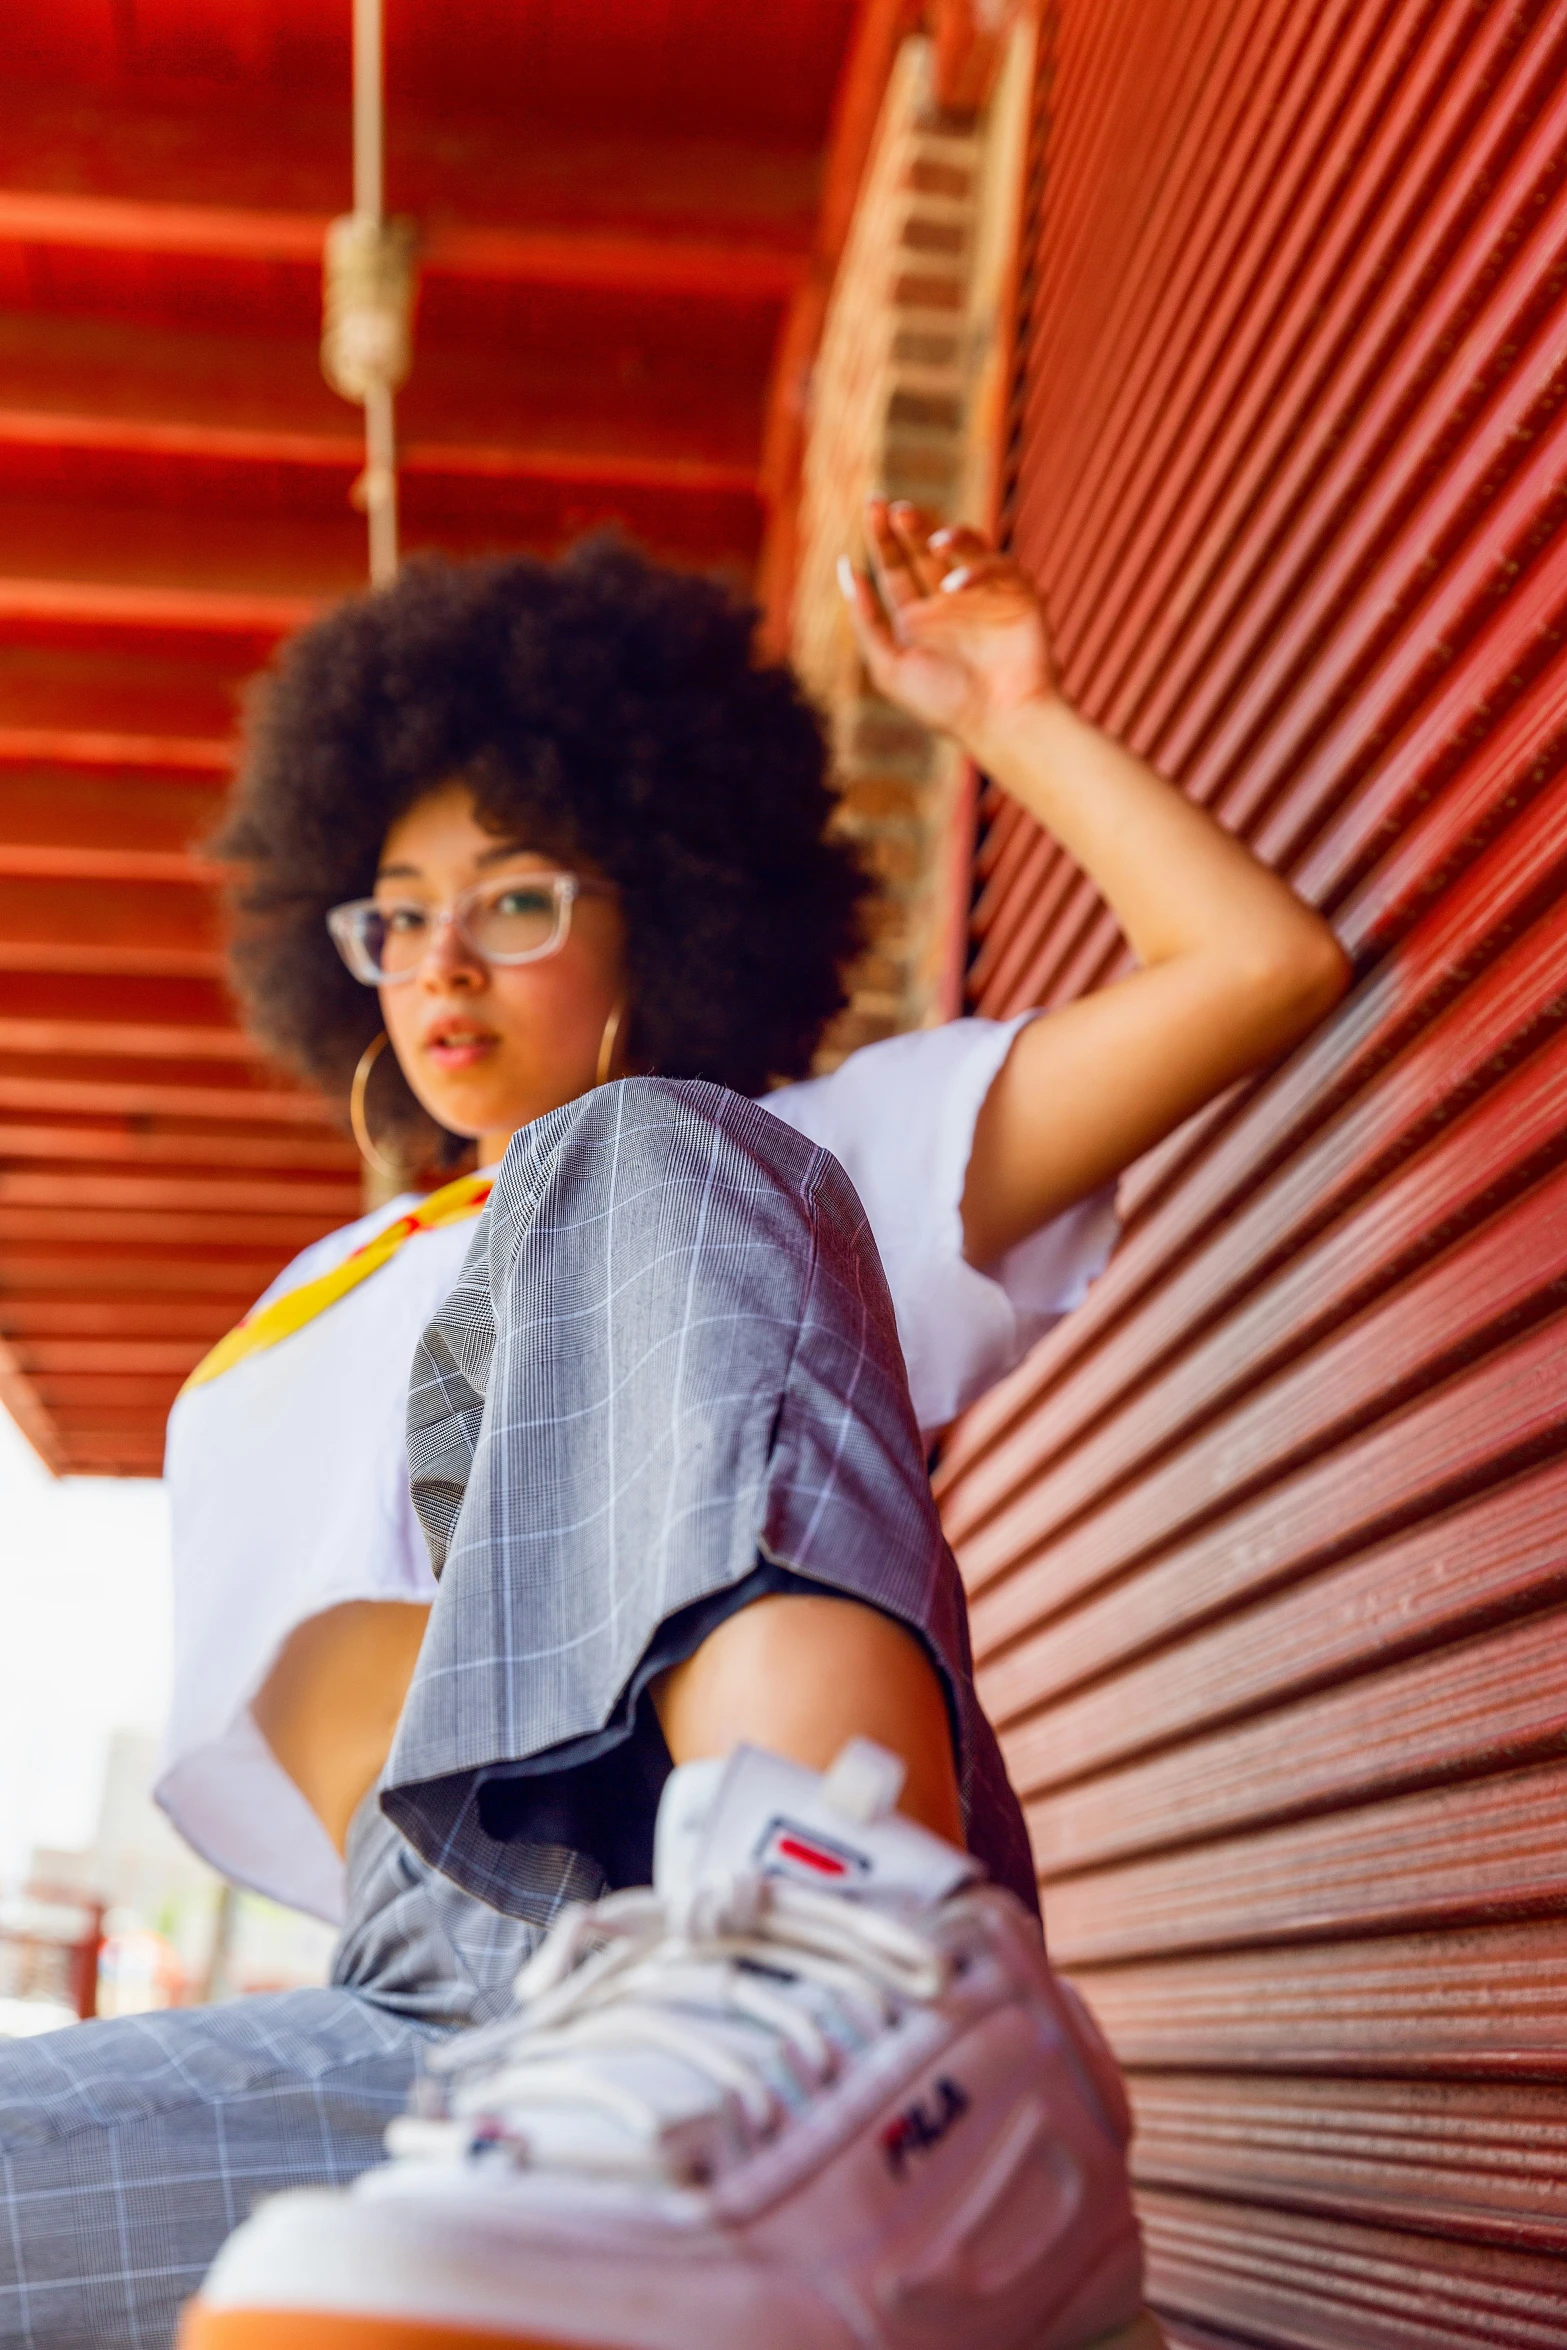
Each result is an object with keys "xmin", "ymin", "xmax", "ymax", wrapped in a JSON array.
[
  {"xmin": 1086, "ymin": 2320, "xmax": 1167, "ymax": 2350},
  {"xmin": 179, "ymin": 2305, "xmax": 1168, "ymax": 2350}
]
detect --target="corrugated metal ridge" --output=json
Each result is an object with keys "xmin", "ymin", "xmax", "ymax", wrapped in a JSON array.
[
  {"xmin": 1069, "ymin": 4, "xmax": 1556, "ymax": 729},
  {"xmin": 1186, "ymin": 350, "xmax": 1567, "ymax": 851},
  {"xmin": 967, "ymin": 824, "xmax": 1078, "ymax": 1000},
  {"xmin": 1057, "ymin": 2, "xmax": 1543, "ymax": 721},
  {"xmin": 966, "ymin": 1162, "xmax": 1567, "ymax": 1623},
  {"xmin": 1003, "ymin": 1451, "xmax": 1567, "ymax": 1796},
  {"xmin": 963, "ymin": 4, "xmax": 1567, "ymax": 2328},
  {"xmin": 1023, "ymin": 0, "xmax": 1278, "ymax": 448},
  {"xmin": 1045, "ymin": 1752, "xmax": 1567, "ymax": 1964},
  {"xmin": 1004, "ymin": 459, "xmax": 1567, "ymax": 1014},
  {"xmin": 1044, "ymin": 0, "xmax": 1449, "ymax": 660},
  {"xmin": 972, "ymin": 1306, "xmax": 1567, "ymax": 1709},
  {"xmin": 982, "ymin": 9, "xmax": 1567, "ymax": 1019},
  {"xmin": 1029, "ymin": 1594, "xmax": 1567, "ymax": 1875},
  {"xmin": 1138, "ymin": 2189, "xmax": 1567, "ymax": 2348},
  {"xmin": 957, "ymin": 887, "xmax": 1566, "ymax": 1539},
  {"xmin": 959, "ymin": 1001, "xmax": 1567, "ymax": 1584},
  {"xmin": 1078, "ymin": 1919, "xmax": 1567, "ymax": 2074},
  {"xmin": 1024, "ymin": 0, "xmax": 1233, "ymax": 374},
  {"xmin": 943, "ymin": 729, "xmax": 1567, "ymax": 1517},
  {"xmin": 1133, "ymin": 2072, "xmax": 1567, "ymax": 2253},
  {"xmin": 1021, "ymin": 0, "xmax": 1350, "ymax": 518},
  {"xmin": 970, "ymin": 783, "xmax": 1027, "ymax": 881},
  {"xmin": 1110, "ymin": 630, "xmax": 1567, "ymax": 1231}
]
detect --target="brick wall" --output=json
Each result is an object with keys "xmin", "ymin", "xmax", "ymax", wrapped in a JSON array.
[{"xmin": 791, "ymin": 24, "xmax": 1034, "ymax": 1058}]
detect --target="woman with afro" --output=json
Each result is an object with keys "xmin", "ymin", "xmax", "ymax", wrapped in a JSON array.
[{"xmin": 0, "ymin": 503, "xmax": 1346, "ymax": 2350}]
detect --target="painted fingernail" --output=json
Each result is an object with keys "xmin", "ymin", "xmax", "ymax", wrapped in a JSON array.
[
  {"xmin": 939, "ymin": 567, "xmax": 972, "ymax": 593},
  {"xmin": 928, "ymin": 527, "xmax": 956, "ymax": 546},
  {"xmin": 836, "ymin": 554, "xmax": 857, "ymax": 599}
]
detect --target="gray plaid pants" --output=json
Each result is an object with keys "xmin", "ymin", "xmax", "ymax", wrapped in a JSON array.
[{"xmin": 0, "ymin": 1078, "xmax": 1033, "ymax": 2347}]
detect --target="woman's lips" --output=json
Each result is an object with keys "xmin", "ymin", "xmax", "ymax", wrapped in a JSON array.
[{"xmin": 423, "ymin": 1028, "xmax": 499, "ymax": 1073}]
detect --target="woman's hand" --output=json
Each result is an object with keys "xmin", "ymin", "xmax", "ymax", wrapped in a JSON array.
[
  {"xmin": 836, "ymin": 500, "xmax": 1352, "ymax": 1269},
  {"xmin": 838, "ymin": 498, "xmax": 1054, "ymax": 749}
]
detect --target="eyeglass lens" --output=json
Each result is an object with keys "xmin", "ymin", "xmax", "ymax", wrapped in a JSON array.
[{"xmin": 363, "ymin": 878, "xmax": 566, "ymax": 977}]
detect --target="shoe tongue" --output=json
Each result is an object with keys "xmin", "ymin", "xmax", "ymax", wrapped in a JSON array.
[{"xmin": 654, "ymin": 1740, "xmax": 981, "ymax": 1912}]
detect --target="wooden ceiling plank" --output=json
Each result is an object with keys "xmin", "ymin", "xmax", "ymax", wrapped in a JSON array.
[
  {"xmin": 46, "ymin": 1404, "xmax": 179, "ymax": 1427},
  {"xmin": 0, "ymin": 190, "xmax": 807, "ymax": 303},
  {"xmin": 0, "ymin": 422, "xmax": 761, "ymax": 514},
  {"xmin": 0, "ymin": 484, "xmax": 760, "ymax": 595},
  {"xmin": 0, "ymin": 1, "xmax": 862, "ymax": 1477},
  {"xmin": 0, "ymin": 190, "xmax": 325, "ymax": 264},
  {"xmin": 0, "ymin": 1206, "xmax": 344, "ymax": 1246},
  {"xmin": 0, "ymin": 775, "xmax": 232, "ymax": 861},
  {"xmin": 1, "ymin": 1296, "xmax": 263, "ymax": 1337},
  {"xmin": 424, "ymin": 222, "xmax": 805, "ymax": 300},
  {"xmin": 0, "ymin": 1332, "xmax": 62, "ymax": 1470},
  {"xmin": 0, "ymin": 726, "xmax": 233, "ymax": 772},
  {"xmin": 0, "ymin": 844, "xmax": 225, "ymax": 883},
  {"xmin": 31, "ymin": 1374, "xmax": 187, "ymax": 1408},
  {"xmin": 0, "ymin": 408, "xmax": 760, "ymax": 497},
  {"xmin": 0, "ymin": 946, "xmax": 223, "ymax": 979},
  {"xmin": 0, "ymin": 1123, "xmax": 357, "ymax": 1170},
  {"xmin": 20, "ymin": 1339, "xmax": 206, "ymax": 1375},
  {"xmin": 0, "ymin": 944, "xmax": 224, "ymax": 978},
  {"xmin": 0, "ymin": 1169, "xmax": 359, "ymax": 1215},
  {"xmin": 0, "ymin": 1018, "xmax": 263, "ymax": 1060},
  {"xmin": 0, "ymin": 271, "xmax": 782, "ymax": 456},
  {"xmin": 0, "ymin": 1074, "xmax": 332, "ymax": 1124},
  {"xmin": 63, "ymin": 1449, "xmax": 166, "ymax": 1460},
  {"xmin": 0, "ymin": 636, "xmax": 261, "ymax": 719},
  {"xmin": 0, "ymin": 873, "xmax": 220, "ymax": 943},
  {"xmin": 0, "ymin": 575, "xmax": 317, "ymax": 637},
  {"xmin": 55, "ymin": 1439, "xmax": 165, "ymax": 1458},
  {"xmin": 0, "ymin": 1251, "xmax": 284, "ymax": 1292}
]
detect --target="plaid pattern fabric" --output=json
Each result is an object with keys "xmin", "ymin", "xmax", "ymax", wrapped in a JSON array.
[
  {"xmin": 0, "ymin": 1991, "xmax": 416, "ymax": 2350},
  {"xmin": 0, "ymin": 1797, "xmax": 531, "ymax": 2350},
  {"xmin": 388, "ymin": 1076, "xmax": 1037, "ymax": 1917},
  {"xmin": 0, "ymin": 1075, "xmax": 1035, "ymax": 2348}
]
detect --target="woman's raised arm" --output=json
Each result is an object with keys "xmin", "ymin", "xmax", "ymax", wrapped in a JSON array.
[{"xmin": 840, "ymin": 500, "xmax": 1351, "ymax": 1268}]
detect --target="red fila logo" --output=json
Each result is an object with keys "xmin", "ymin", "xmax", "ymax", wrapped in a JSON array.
[
  {"xmin": 754, "ymin": 1816, "xmax": 871, "ymax": 1886},
  {"xmin": 882, "ymin": 2077, "xmax": 971, "ymax": 2178}
]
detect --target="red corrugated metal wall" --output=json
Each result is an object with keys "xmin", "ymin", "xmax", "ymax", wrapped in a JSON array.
[{"xmin": 936, "ymin": 5, "xmax": 1567, "ymax": 2343}]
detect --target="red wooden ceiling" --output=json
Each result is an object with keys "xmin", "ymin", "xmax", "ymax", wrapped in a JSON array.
[{"xmin": 0, "ymin": 0, "xmax": 862, "ymax": 1477}]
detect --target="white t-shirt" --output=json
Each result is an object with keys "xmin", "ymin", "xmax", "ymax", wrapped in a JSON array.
[{"xmin": 157, "ymin": 1017, "xmax": 1116, "ymax": 1920}]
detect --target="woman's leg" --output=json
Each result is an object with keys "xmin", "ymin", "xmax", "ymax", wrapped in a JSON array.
[
  {"xmin": 384, "ymin": 1075, "xmax": 1037, "ymax": 1918},
  {"xmin": 653, "ymin": 1587, "xmax": 965, "ymax": 1842},
  {"xmin": 0, "ymin": 1075, "xmax": 1027, "ymax": 2349},
  {"xmin": 0, "ymin": 1805, "xmax": 540, "ymax": 2350},
  {"xmin": 0, "ymin": 1988, "xmax": 422, "ymax": 2350}
]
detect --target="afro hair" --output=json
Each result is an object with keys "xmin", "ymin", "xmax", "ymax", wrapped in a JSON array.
[{"xmin": 217, "ymin": 540, "xmax": 869, "ymax": 1165}]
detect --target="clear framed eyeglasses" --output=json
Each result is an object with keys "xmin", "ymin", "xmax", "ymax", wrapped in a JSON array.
[{"xmin": 327, "ymin": 871, "xmax": 611, "ymax": 986}]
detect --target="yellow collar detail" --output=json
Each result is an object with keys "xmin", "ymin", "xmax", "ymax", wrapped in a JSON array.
[{"xmin": 181, "ymin": 1168, "xmax": 495, "ymax": 1394}]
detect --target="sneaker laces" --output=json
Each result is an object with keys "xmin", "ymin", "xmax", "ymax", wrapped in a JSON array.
[{"xmin": 418, "ymin": 1872, "xmax": 954, "ymax": 2182}]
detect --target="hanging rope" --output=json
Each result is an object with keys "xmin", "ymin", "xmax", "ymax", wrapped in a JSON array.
[{"xmin": 321, "ymin": 0, "xmax": 418, "ymax": 585}]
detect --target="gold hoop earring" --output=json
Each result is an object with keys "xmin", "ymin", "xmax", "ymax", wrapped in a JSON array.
[
  {"xmin": 595, "ymin": 998, "xmax": 626, "ymax": 1089},
  {"xmin": 350, "ymin": 1030, "xmax": 402, "ymax": 1181}
]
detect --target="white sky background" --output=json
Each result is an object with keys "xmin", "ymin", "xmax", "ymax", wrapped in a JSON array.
[{"xmin": 0, "ymin": 1404, "xmax": 173, "ymax": 1884}]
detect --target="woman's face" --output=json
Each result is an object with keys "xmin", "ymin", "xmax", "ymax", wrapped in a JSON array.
[{"xmin": 375, "ymin": 781, "xmax": 627, "ymax": 1165}]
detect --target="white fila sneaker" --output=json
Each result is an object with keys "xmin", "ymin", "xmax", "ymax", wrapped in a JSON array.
[{"xmin": 181, "ymin": 1743, "xmax": 1162, "ymax": 2350}]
